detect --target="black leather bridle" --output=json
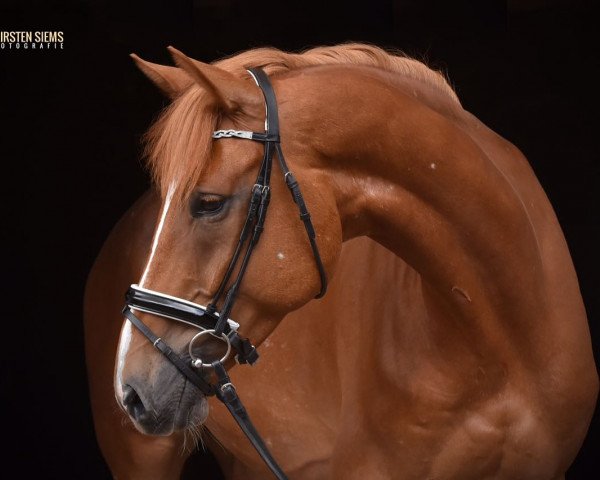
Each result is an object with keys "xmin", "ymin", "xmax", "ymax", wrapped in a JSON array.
[{"xmin": 122, "ymin": 68, "xmax": 327, "ymax": 479}]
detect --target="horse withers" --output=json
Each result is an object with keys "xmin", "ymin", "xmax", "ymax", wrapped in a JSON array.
[{"xmin": 84, "ymin": 44, "xmax": 598, "ymax": 479}]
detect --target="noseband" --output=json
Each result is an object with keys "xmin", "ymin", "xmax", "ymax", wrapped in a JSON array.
[{"xmin": 122, "ymin": 68, "xmax": 328, "ymax": 479}]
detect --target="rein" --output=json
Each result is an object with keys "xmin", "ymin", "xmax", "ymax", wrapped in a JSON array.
[{"xmin": 122, "ymin": 68, "xmax": 327, "ymax": 479}]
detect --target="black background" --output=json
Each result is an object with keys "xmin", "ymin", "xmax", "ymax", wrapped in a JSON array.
[{"xmin": 1, "ymin": 0, "xmax": 598, "ymax": 478}]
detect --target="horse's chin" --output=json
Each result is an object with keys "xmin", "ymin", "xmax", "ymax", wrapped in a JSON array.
[{"xmin": 176, "ymin": 395, "xmax": 210, "ymax": 431}]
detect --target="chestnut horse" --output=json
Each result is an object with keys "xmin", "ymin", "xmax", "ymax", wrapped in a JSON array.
[{"xmin": 84, "ymin": 44, "xmax": 598, "ymax": 479}]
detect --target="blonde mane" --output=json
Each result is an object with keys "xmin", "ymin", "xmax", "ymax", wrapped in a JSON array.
[
  {"xmin": 215, "ymin": 44, "xmax": 458, "ymax": 103},
  {"xmin": 145, "ymin": 43, "xmax": 459, "ymax": 203}
]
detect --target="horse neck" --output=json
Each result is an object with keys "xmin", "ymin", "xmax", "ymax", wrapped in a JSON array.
[{"xmin": 304, "ymin": 68, "xmax": 548, "ymax": 364}]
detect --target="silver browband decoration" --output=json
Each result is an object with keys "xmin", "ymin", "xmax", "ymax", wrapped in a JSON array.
[{"xmin": 212, "ymin": 129, "xmax": 254, "ymax": 140}]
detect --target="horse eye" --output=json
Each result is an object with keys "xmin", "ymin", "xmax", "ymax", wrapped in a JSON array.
[{"xmin": 190, "ymin": 193, "xmax": 226, "ymax": 217}]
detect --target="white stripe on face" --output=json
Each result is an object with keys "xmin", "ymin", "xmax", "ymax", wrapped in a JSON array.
[
  {"xmin": 114, "ymin": 320, "xmax": 132, "ymax": 401},
  {"xmin": 139, "ymin": 182, "xmax": 176, "ymax": 287},
  {"xmin": 114, "ymin": 182, "xmax": 177, "ymax": 401}
]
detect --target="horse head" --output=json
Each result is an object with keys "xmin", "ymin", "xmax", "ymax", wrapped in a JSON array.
[{"xmin": 115, "ymin": 48, "xmax": 342, "ymax": 436}]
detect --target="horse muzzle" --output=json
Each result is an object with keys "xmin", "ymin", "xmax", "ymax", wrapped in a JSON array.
[{"xmin": 120, "ymin": 370, "xmax": 209, "ymax": 436}]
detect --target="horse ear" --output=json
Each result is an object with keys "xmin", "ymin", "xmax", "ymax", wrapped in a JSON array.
[
  {"xmin": 167, "ymin": 46, "xmax": 258, "ymax": 112},
  {"xmin": 130, "ymin": 53, "xmax": 192, "ymax": 99}
]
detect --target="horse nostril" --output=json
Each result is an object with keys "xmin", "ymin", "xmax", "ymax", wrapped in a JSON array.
[{"xmin": 122, "ymin": 384, "xmax": 147, "ymax": 421}]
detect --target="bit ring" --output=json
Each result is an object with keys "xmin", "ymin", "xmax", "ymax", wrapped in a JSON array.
[{"xmin": 189, "ymin": 329, "xmax": 231, "ymax": 368}]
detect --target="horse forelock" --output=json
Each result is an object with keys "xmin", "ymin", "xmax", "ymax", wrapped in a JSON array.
[
  {"xmin": 143, "ymin": 43, "xmax": 459, "ymax": 204},
  {"xmin": 143, "ymin": 87, "xmax": 218, "ymax": 205}
]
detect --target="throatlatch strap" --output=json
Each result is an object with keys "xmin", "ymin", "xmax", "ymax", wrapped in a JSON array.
[
  {"xmin": 251, "ymin": 68, "xmax": 327, "ymax": 298},
  {"xmin": 275, "ymin": 144, "xmax": 328, "ymax": 298}
]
